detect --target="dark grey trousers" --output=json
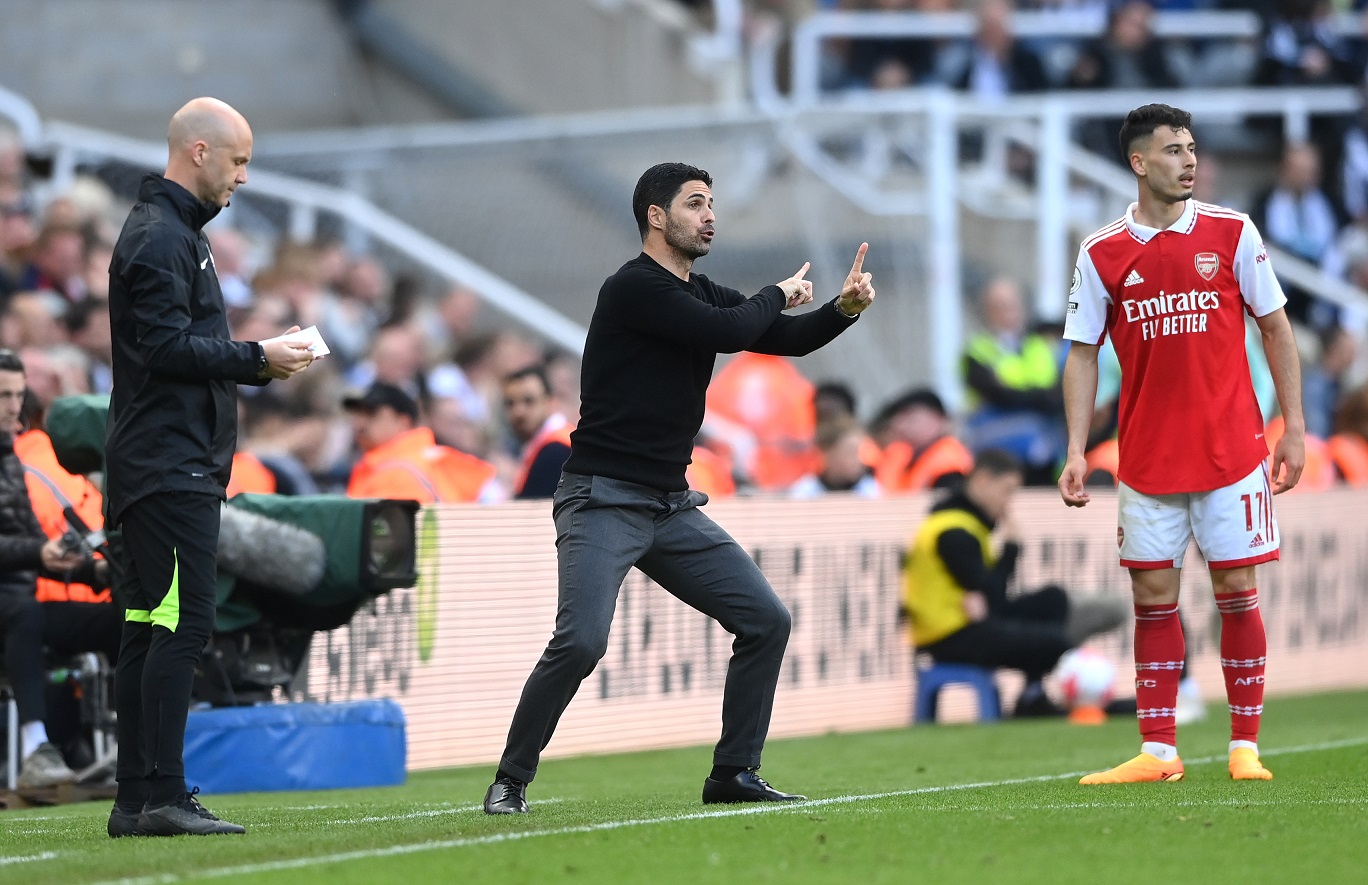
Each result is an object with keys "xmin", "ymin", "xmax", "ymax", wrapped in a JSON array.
[{"xmin": 498, "ymin": 473, "xmax": 791, "ymax": 783}]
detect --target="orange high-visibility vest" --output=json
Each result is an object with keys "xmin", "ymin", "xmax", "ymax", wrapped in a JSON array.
[
  {"xmin": 706, "ymin": 353, "xmax": 817, "ymax": 490},
  {"xmin": 686, "ymin": 445, "xmax": 736, "ymax": 499},
  {"xmin": 15, "ymin": 429, "xmax": 109, "ymax": 603},
  {"xmin": 227, "ymin": 451, "xmax": 277, "ymax": 497},
  {"xmin": 348, "ymin": 427, "xmax": 497, "ymax": 503},
  {"xmin": 1084, "ymin": 438, "xmax": 1120, "ymax": 486},
  {"xmin": 876, "ymin": 436, "xmax": 974, "ymax": 494},
  {"xmin": 512, "ymin": 414, "xmax": 574, "ymax": 497},
  {"xmin": 1328, "ymin": 433, "xmax": 1368, "ymax": 486}
]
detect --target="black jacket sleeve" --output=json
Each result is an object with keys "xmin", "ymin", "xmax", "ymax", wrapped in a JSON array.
[
  {"xmin": 0, "ymin": 534, "xmax": 45, "ymax": 572},
  {"xmin": 516, "ymin": 442, "xmax": 572, "ymax": 499},
  {"xmin": 125, "ymin": 244, "xmax": 260, "ymax": 384},
  {"xmin": 936, "ymin": 528, "xmax": 1020, "ymax": 612},
  {"xmin": 749, "ymin": 299, "xmax": 859, "ymax": 357},
  {"xmin": 612, "ymin": 268, "xmax": 787, "ymax": 354},
  {"xmin": 963, "ymin": 354, "xmax": 1063, "ymax": 412}
]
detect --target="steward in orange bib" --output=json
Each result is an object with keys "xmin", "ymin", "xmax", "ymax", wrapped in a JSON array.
[
  {"xmin": 344, "ymin": 383, "xmax": 502, "ymax": 504},
  {"xmin": 501, "ymin": 366, "xmax": 573, "ymax": 499},
  {"xmin": 15, "ymin": 427, "xmax": 109, "ymax": 603}
]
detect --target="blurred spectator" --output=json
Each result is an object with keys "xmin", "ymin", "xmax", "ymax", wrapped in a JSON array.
[
  {"xmin": 343, "ymin": 382, "xmax": 502, "ymax": 504},
  {"xmin": 790, "ymin": 417, "xmax": 880, "ymax": 497},
  {"xmin": 1303, "ymin": 324, "xmax": 1357, "ymax": 438},
  {"xmin": 1068, "ymin": 1, "xmax": 1180, "ymax": 160},
  {"xmin": 962, "ymin": 276, "xmax": 1064, "ymax": 484},
  {"xmin": 1068, "ymin": 1, "xmax": 1179, "ymax": 91},
  {"xmin": 706, "ymin": 350, "xmax": 817, "ymax": 491},
  {"xmin": 432, "ymin": 331, "xmax": 541, "ymax": 428},
  {"xmin": 3, "ymin": 291, "xmax": 69, "ymax": 350},
  {"xmin": 942, "ymin": 0, "xmax": 1049, "ymax": 100},
  {"xmin": 347, "ymin": 323, "xmax": 427, "ymax": 397},
  {"xmin": 0, "ymin": 188, "xmax": 37, "ymax": 301},
  {"xmin": 872, "ymin": 388, "xmax": 974, "ymax": 493},
  {"xmin": 17, "ymin": 222, "xmax": 87, "ymax": 303},
  {"xmin": 844, "ymin": 0, "xmax": 948, "ymax": 90},
  {"xmin": 1255, "ymin": 0, "xmax": 1358, "ymax": 87},
  {"xmin": 207, "ymin": 227, "xmax": 255, "ymax": 310},
  {"xmin": 501, "ymin": 365, "xmax": 573, "ymax": 499},
  {"xmin": 1339, "ymin": 93, "xmax": 1368, "ymax": 224},
  {"xmin": 317, "ymin": 254, "xmax": 388, "ymax": 369},
  {"xmin": 543, "ymin": 349, "xmax": 582, "ymax": 425},
  {"xmin": 1255, "ymin": 142, "xmax": 1341, "ymax": 326},
  {"xmin": 421, "ymin": 285, "xmax": 482, "ymax": 357},
  {"xmin": 63, "ymin": 297, "xmax": 113, "ymax": 394},
  {"xmin": 813, "ymin": 380, "xmax": 858, "ymax": 428},
  {"xmin": 1329, "ymin": 382, "xmax": 1368, "ymax": 485},
  {"xmin": 0, "ymin": 127, "xmax": 27, "ymax": 191},
  {"xmin": 428, "ymin": 394, "xmax": 493, "ymax": 459},
  {"xmin": 81, "ymin": 238, "xmax": 114, "ymax": 302}
]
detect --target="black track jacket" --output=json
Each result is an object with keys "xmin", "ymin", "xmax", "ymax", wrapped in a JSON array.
[{"xmin": 106, "ymin": 175, "xmax": 266, "ymax": 526}]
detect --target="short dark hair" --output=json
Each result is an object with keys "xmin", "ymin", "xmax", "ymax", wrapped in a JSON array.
[
  {"xmin": 0, "ymin": 348, "xmax": 24, "ymax": 374},
  {"xmin": 632, "ymin": 163, "xmax": 712, "ymax": 240},
  {"xmin": 1118, "ymin": 104, "xmax": 1193, "ymax": 160},
  {"xmin": 503, "ymin": 364, "xmax": 551, "ymax": 395},
  {"xmin": 970, "ymin": 448, "xmax": 1023, "ymax": 478},
  {"xmin": 814, "ymin": 381, "xmax": 857, "ymax": 416},
  {"xmin": 882, "ymin": 388, "xmax": 948, "ymax": 421}
]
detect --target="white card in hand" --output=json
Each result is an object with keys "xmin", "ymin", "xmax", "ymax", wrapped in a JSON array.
[{"xmin": 262, "ymin": 325, "xmax": 330, "ymax": 356}]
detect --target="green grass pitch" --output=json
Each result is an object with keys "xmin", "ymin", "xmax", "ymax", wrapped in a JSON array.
[{"xmin": 4, "ymin": 689, "xmax": 1365, "ymax": 885}]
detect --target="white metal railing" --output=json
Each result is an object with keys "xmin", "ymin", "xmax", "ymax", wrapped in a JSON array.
[
  {"xmin": 36, "ymin": 121, "xmax": 589, "ymax": 357},
  {"xmin": 789, "ymin": 9, "xmax": 1366, "ymax": 107},
  {"xmin": 0, "ymin": 84, "xmax": 42, "ymax": 147}
]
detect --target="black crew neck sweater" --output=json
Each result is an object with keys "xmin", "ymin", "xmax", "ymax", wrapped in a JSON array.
[{"xmin": 564, "ymin": 252, "xmax": 857, "ymax": 491}]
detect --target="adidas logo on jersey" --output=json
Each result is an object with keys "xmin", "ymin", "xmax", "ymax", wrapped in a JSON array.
[
  {"xmin": 1124, "ymin": 270, "xmax": 1144, "ymax": 287},
  {"xmin": 1249, "ymin": 533, "xmax": 1265, "ymax": 549}
]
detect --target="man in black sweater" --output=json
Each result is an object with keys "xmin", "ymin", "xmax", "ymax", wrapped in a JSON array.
[{"xmin": 484, "ymin": 162, "xmax": 875, "ymax": 813}]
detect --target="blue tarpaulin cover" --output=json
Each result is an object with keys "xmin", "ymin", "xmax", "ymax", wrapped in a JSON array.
[{"xmin": 184, "ymin": 699, "xmax": 407, "ymax": 793}]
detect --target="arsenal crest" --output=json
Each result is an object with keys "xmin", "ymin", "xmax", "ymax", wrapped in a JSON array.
[{"xmin": 1195, "ymin": 252, "xmax": 1219, "ymax": 281}]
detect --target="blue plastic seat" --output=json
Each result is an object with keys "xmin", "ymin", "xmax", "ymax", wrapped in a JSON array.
[{"xmin": 914, "ymin": 661, "xmax": 1001, "ymax": 724}]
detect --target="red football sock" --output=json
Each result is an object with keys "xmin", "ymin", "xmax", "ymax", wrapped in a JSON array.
[
  {"xmin": 1133, "ymin": 602, "xmax": 1184, "ymax": 747},
  {"xmin": 1216, "ymin": 588, "xmax": 1266, "ymax": 744}
]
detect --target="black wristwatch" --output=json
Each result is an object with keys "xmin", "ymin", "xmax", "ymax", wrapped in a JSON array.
[{"xmin": 255, "ymin": 343, "xmax": 271, "ymax": 379}]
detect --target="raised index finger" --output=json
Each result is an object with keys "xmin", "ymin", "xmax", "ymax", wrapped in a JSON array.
[
  {"xmin": 793, "ymin": 261, "xmax": 810, "ymax": 281},
  {"xmin": 850, "ymin": 242, "xmax": 869, "ymax": 275}
]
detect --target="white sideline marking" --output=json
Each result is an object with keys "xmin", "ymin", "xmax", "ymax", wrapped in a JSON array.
[
  {"xmin": 251, "ymin": 797, "xmax": 566, "ymax": 828},
  {"xmin": 0, "ymin": 852, "xmax": 58, "ymax": 866},
  {"xmin": 81, "ymin": 735, "xmax": 1368, "ymax": 885}
]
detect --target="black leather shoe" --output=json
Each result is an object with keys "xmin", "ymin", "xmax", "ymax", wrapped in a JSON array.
[
  {"xmin": 702, "ymin": 770, "xmax": 807, "ymax": 804},
  {"xmin": 107, "ymin": 806, "xmax": 144, "ymax": 838},
  {"xmin": 483, "ymin": 776, "xmax": 528, "ymax": 814}
]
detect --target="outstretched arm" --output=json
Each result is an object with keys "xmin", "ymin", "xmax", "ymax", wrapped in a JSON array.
[{"xmin": 751, "ymin": 243, "xmax": 874, "ymax": 356}]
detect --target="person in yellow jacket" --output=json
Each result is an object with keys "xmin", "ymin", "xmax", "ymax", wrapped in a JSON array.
[
  {"xmin": 344, "ymin": 383, "xmax": 503, "ymax": 504},
  {"xmin": 962, "ymin": 277, "xmax": 1065, "ymax": 484},
  {"xmin": 903, "ymin": 449, "xmax": 1124, "ymax": 716}
]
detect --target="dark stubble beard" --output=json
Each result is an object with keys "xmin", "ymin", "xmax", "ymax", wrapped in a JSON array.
[{"xmin": 663, "ymin": 210, "xmax": 710, "ymax": 260}]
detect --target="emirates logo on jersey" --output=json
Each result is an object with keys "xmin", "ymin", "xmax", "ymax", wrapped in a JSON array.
[{"xmin": 1195, "ymin": 252, "xmax": 1220, "ymax": 281}]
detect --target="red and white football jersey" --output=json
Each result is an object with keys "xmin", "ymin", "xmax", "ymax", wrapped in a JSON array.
[{"xmin": 1064, "ymin": 200, "xmax": 1286, "ymax": 495}]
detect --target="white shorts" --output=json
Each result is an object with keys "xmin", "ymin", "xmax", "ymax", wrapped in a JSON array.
[{"xmin": 1117, "ymin": 462, "xmax": 1280, "ymax": 570}]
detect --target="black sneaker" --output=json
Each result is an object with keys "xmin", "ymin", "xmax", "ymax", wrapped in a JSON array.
[
  {"xmin": 483, "ymin": 776, "xmax": 528, "ymax": 814},
  {"xmin": 138, "ymin": 787, "xmax": 246, "ymax": 836},
  {"xmin": 107, "ymin": 805, "xmax": 144, "ymax": 838},
  {"xmin": 702, "ymin": 769, "xmax": 807, "ymax": 804}
]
